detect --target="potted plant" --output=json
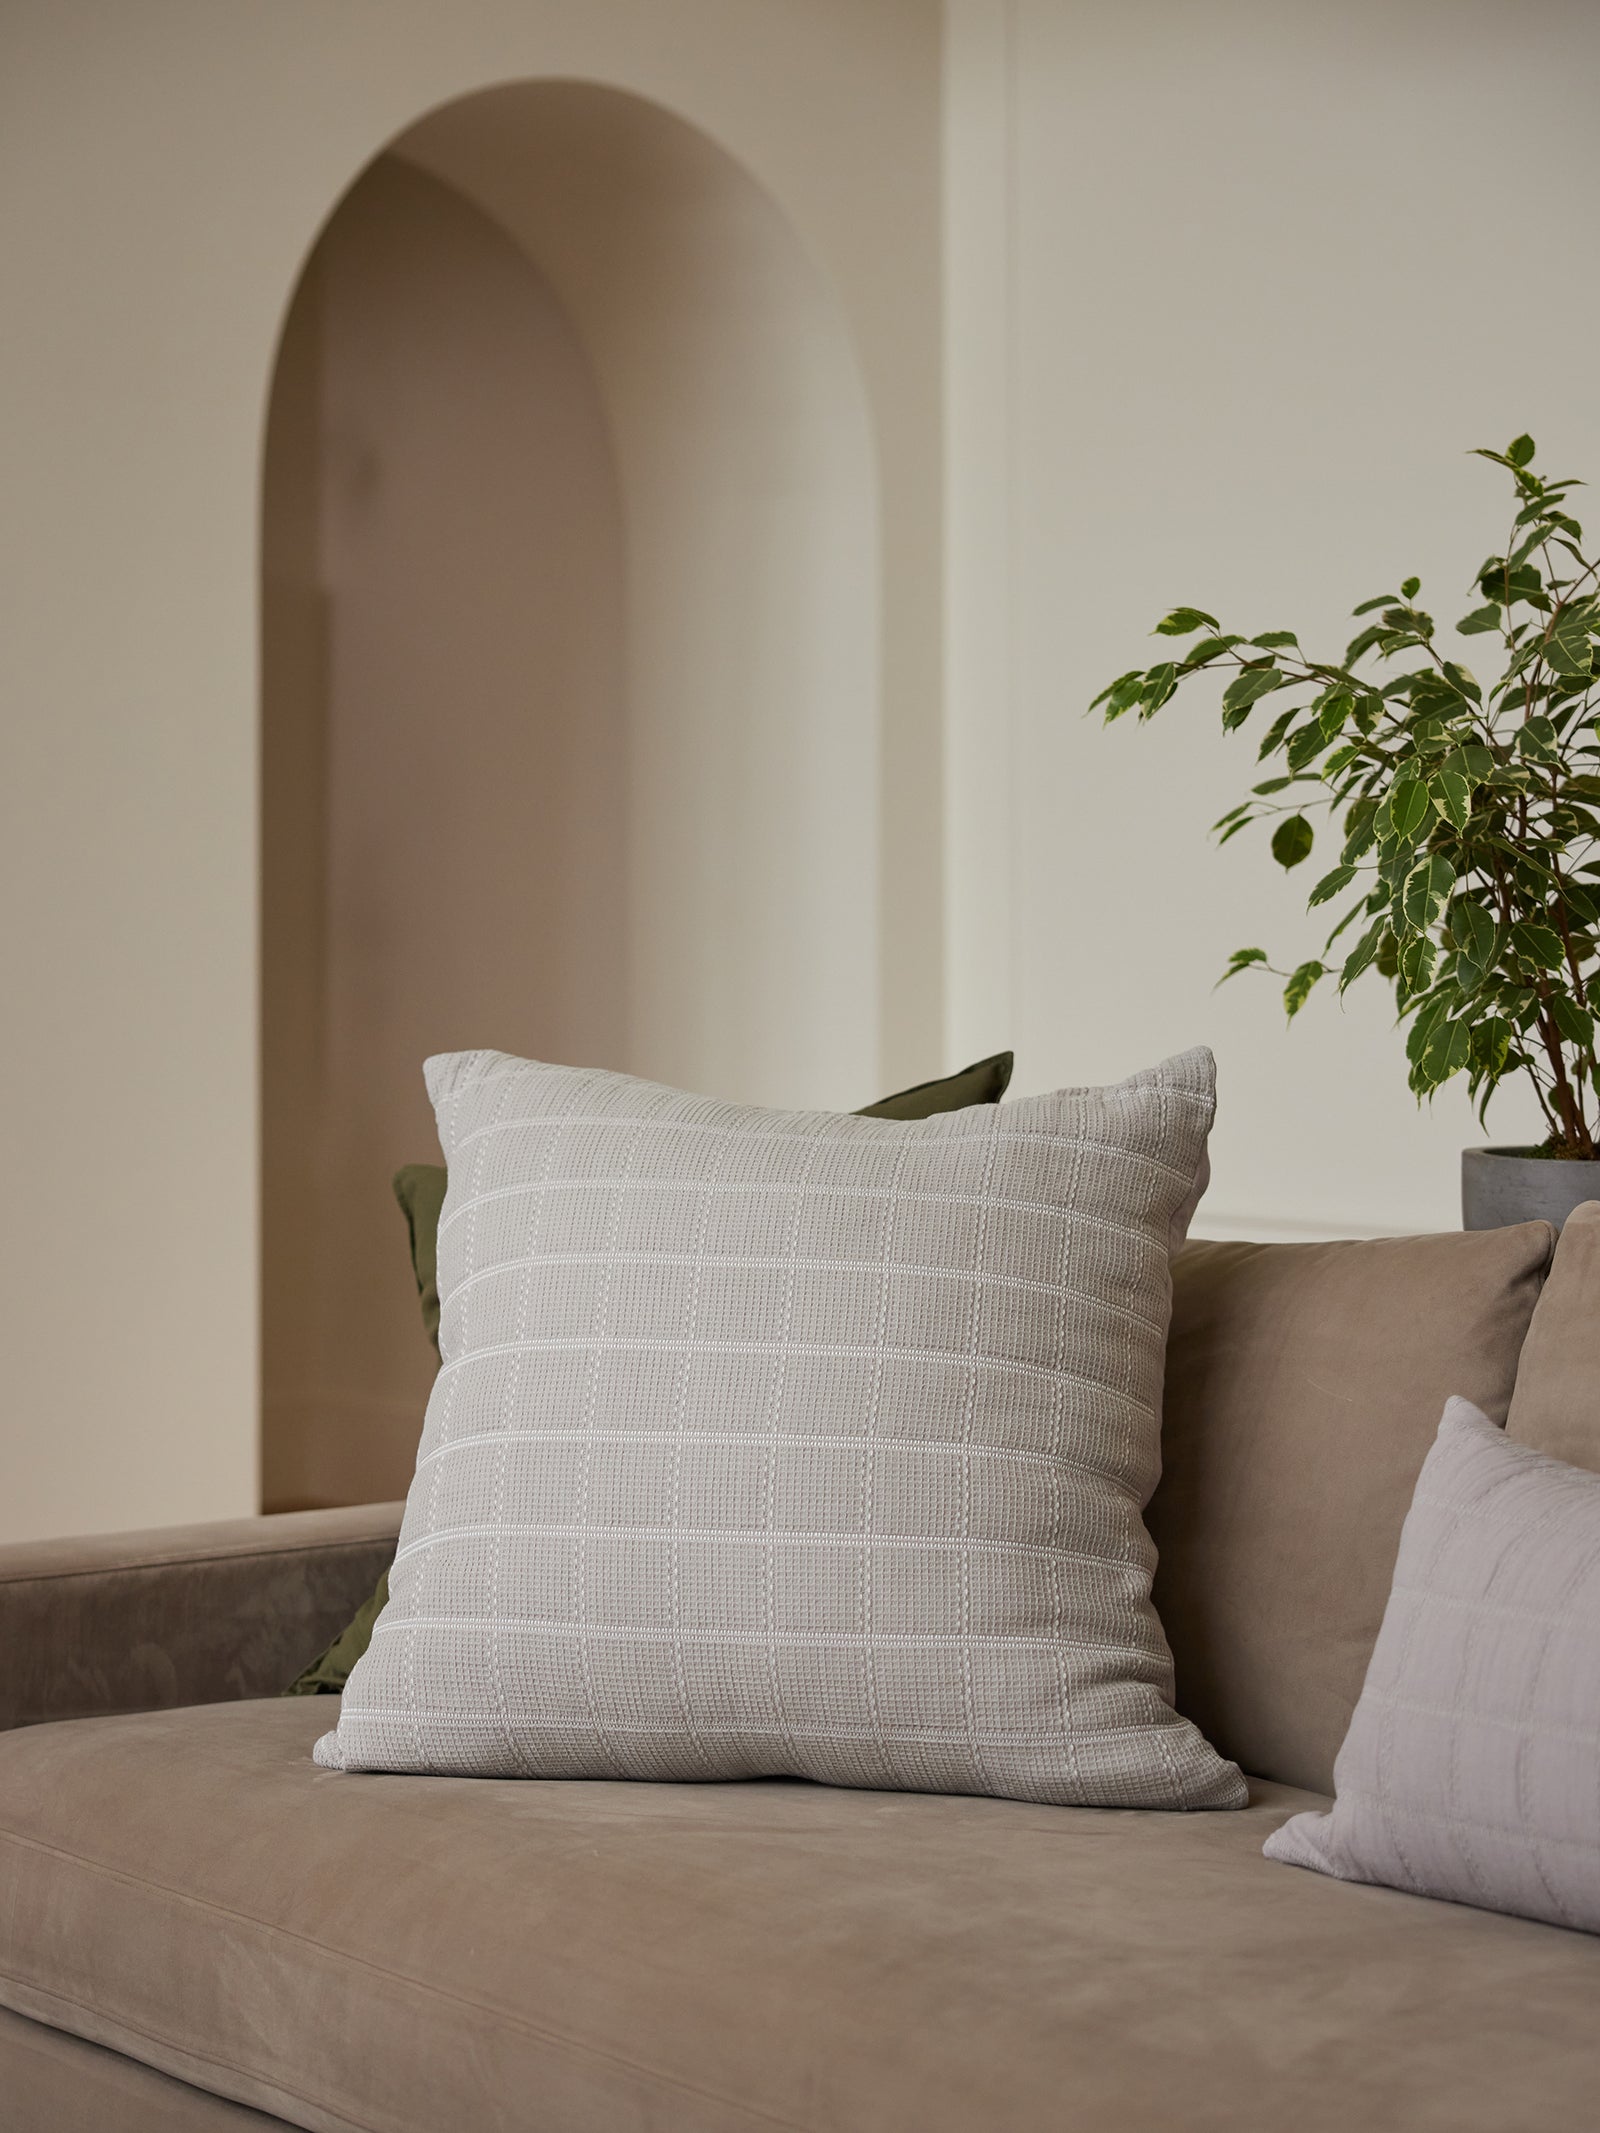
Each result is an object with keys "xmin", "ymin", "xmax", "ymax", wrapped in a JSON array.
[{"xmin": 1092, "ymin": 435, "xmax": 1600, "ymax": 1230}]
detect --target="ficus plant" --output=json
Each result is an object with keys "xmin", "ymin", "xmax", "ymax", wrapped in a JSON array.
[{"xmin": 1092, "ymin": 436, "xmax": 1600, "ymax": 1159}]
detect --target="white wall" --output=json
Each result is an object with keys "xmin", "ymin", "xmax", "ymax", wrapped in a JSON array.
[
  {"xmin": 945, "ymin": 0, "xmax": 1600, "ymax": 1239},
  {"xmin": 0, "ymin": 0, "xmax": 943, "ymax": 1545}
]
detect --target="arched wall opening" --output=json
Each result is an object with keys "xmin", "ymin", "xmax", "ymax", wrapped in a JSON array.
[{"xmin": 261, "ymin": 82, "xmax": 882, "ymax": 1511}]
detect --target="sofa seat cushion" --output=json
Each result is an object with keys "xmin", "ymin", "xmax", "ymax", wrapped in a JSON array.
[{"xmin": 1, "ymin": 1700, "xmax": 1597, "ymax": 2133}]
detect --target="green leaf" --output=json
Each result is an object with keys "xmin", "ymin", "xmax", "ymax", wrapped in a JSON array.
[
  {"xmin": 1440, "ymin": 659, "xmax": 1482, "ymax": 703},
  {"xmin": 1154, "ymin": 606, "xmax": 1221, "ymax": 637},
  {"xmin": 1222, "ymin": 665, "xmax": 1288, "ymax": 721},
  {"xmin": 1340, "ymin": 919, "xmax": 1387, "ymax": 991},
  {"xmin": 1341, "ymin": 799, "xmax": 1380, "ymax": 863},
  {"xmin": 1398, "ymin": 933, "xmax": 1437, "ymax": 994},
  {"xmin": 1351, "ymin": 594, "xmax": 1396, "ymax": 617},
  {"xmin": 1450, "ymin": 899, "xmax": 1498, "ymax": 971},
  {"xmin": 1401, "ymin": 576, "xmax": 1421, "ymax": 600},
  {"xmin": 1379, "ymin": 778, "xmax": 1431, "ymax": 846},
  {"xmin": 1441, "ymin": 744, "xmax": 1494, "ymax": 787},
  {"xmin": 1285, "ymin": 723, "xmax": 1326, "ymax": 772},
  {"xmin": 1543, "ymin": 604, "xmax": 1595, "ymax": 678},
  {"xmin": 1400, "ymin": 852, "xmax": 1455, "ymax": 936},
  {"xmin": 1507, "ymin": 433, "xmax": 1537, "ymax": 468},
  {"xmin": 1406, "ymin": 995, "xmax": 1450, "ymax": 1065},
  {"xmin": 1182, "ymin": 634, "xmax": 1246, "ymax": 666},
  {"xmin": 1138, "ymin": 662, "xmax": 1179, "ymax": 715},
  {"xmin": 1307, "ymin": 863, "xmax": 1356, "ymax": 909},
  {"xmin": 1551, "ymin": 996, "xmax": 1595, "ymax": 1051},
  {"xmin": 1217, "ymin": 947, "xmax": 1269, "ymax": 986},
  {"xmin": 1317, "ymin": 690, "xmax": 1355, "ymax": 743},
  {"xmin": 1271, "ymin": 813, "xmax": 1314, "ymax": 870},
  {"xmin": 1417, "ymin": 1017, "xmax": 1471, "ymax": 1089},
  {"xmin": 1512, "ymin": 920, "xmax": 1565, "ymax": 970},
  {"xmin": 1429, "ymin": 768, "xmax": 1472, "ymax": 831},
  {"xmin": 1283, "ymin": 961, "xmax": 1326, "ymax": 1018},
  {"xmin": 1470, "ymin": 1018, "xmax": 1511, "ymax": 1078},
  {"xmin": 1456, "ymin": 603, "xmax": 1503, "ymax": 635},
  {"xmin": 1250, "ymin": 630, "xmax": 1299, "ymax": 649},
  {"xmin": 1344, "ymin": 622, "xmax": 1393, "ymax": 665},
  {"xmin": 1517, "ymin": 716, "xmax": 1562, "ymax": 765},
  {"xmin": 1095, "ymin": 670, "xmax": 1146, "ymax": 721},
  {"xmin": 1478, "ymin": 558, "xmax": 1545, "ymax": 609},
  {"xmin": 1255, "ymin": 705, "xmax": 1300, "ymax": 760}
]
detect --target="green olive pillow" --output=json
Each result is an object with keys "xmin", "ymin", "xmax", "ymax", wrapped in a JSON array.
[{"xmin": 285, "ymin": 1052, "xmax": 1013, "ymax": 1693}]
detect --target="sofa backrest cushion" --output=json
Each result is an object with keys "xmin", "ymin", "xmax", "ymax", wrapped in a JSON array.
[
  {"xmin": 1505, "ymin": 1200, "xmax": 1600, "ymax": 1476},
  {"xmin": 1147, "ymin": 1224, "xmax": 1553, "ymax": 1795}
]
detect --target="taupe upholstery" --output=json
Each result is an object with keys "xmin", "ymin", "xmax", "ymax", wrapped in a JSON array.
[
  {"xmin": 1149, "ymin": 1225, "xmax": 1553, "ymax": 1793},
  {"xmin": 1, "ymin": 1698, "xmax": 1597, "ymax": 2133},
  {"xmin": 1507, "ymin": 1199, "xmax": 1600, "ymax": 1474},
  {"xmin": 0, "ymin": 2002, "xmax": 287, "ymax": 2130},
  {"xmin": 4, "ymin": 1224, "xmax": 1594, "ymax": 2130},
  {"xmin": 0, "ymin": 1503, "xmax": 403, "ymax": 1733}
]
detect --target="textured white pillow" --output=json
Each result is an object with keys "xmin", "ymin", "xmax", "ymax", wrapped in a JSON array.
[
  {"xmin": 317, "ymin": 1048, "xmax": 1244, "ymax": 1809},
  {"xmin": 1265, "ymin": 1398, "xmax": 1600, "ymax": 1932}
]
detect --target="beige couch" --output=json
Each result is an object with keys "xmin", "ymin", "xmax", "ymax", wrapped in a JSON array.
[{"xmin": 4, "ymin": 1215, "xmax": 1599, "ymax": 2132}]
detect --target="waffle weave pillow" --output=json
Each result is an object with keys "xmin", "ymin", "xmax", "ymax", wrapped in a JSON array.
[
  {"xmin": 1265, "ymin": 1398, "xmax": 1600, "ymax": 1930},
  {"xmin": 316, "ymin": 1047, "xmax": 1245, "ymax": 1809}
]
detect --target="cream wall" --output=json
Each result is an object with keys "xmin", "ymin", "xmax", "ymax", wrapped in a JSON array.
[
  {"xmin": 262, "ymin": 154, "xmax": 629, "ymax": 1511},
  {"xmin": 945, "ymin": 0, "xmax": 1600, "ymax": 1240},
  {"xmin": 0, "ymin": 0, "xmax": 943, "ymax": 1545},
  {"xmin": 394, "ymin": 83, "xmax": 884, "ymax": 1115},
  {"xmin": 9, "ymin": 0, "xmax": 1597, "ymax": 1544}
]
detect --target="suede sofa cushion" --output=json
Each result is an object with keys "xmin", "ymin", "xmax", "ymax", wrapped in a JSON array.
[
  {"xmin": 287, "ymin": 1052, "xmax": 1014, "ymax": 1697},
  {"xmin": 0, "ymin": 2005, "xmax": 285, "ymax": 2132},
  {"xmin": 1148, "ymin": 1224, "xmax": 1553, "ymax": 1795},
  {"xmin": 1506, "ymin": 1199, "xmax": 1600, "ymax": 1474},
  {"xmin": 1266, "ymin": 1397, "xmax": 1600, "ymax": 1934},
  {"xmin": 315, "ymin": 1046, "xmax": 1242, "ymax": 1808},
  {"xmin": 2, "ymin": 1699, "xmax": 1599, "ymax": 2133}
]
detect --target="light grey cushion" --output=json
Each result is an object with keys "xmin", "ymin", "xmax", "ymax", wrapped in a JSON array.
[
  {"xmin": 316, "ymin": 1047, "xmax": 1244, "ymax": 1810},
  {"xmin": 1265, "ymin": 1397, "xmax": 1600, "ymax": 1933}
]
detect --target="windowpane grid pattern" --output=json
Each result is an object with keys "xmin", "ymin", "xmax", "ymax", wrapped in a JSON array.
[
  {"xmin": 1266, "ymin": 1399, "xmax": 1600, "ymax": 1927},
  {"xmin": 318, "ymin": 1049, "xmax": 1245, "ymax": 1809}
]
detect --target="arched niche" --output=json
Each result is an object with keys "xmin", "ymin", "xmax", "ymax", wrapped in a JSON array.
[{"xmin": 261, "ymin": 82, "xmax": 881, "ymax": 1511}]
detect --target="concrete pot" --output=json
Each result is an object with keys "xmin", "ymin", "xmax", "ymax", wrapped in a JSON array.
[{"xmin": 1461, "ymin": 1146, "xmax": 1600, "ymax": 1232}]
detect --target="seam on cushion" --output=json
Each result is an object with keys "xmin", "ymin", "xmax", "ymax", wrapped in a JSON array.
[
  {"xmin": 0, "ymin": 1972, "xmax": 378, "ymax": 2133},
  {"xmin": 0, "ymin": 1828, "xmax": 811, "ymax": 2133},
  {"xmin": 0, "ymin": 1535, "xmax": 400, "ymax": 1589}
]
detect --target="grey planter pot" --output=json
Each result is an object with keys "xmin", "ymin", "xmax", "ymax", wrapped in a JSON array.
[{"xmin": 1461, "ymin": 1146, "xmax": 1600, "ymax": 1232}]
